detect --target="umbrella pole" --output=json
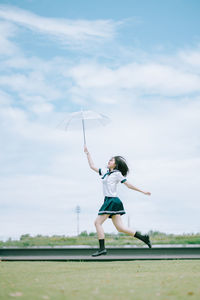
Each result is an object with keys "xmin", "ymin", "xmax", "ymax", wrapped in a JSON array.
[{"xmin": 82, "ymin": 118, "xmax": 86, "ymax": 145}]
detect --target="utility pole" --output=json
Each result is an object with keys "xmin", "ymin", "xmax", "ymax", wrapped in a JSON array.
[{"xmin": 75, "ymin": 205, "xmax": 81, "ymax": 236}]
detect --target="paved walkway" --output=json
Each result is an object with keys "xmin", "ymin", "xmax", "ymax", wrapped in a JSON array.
[{"xmin": 1, "ymin": 246, "xmax": 200, "ymax": 261}]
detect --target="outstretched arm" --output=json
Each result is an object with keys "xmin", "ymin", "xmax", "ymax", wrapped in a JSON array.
[
  {"xmin": 84, "ymin": 145, "xmax": 99, "ymax": 173},
  {"xmin": 124, "ymin": 180, "xmax": 151, "ymax": 196}
]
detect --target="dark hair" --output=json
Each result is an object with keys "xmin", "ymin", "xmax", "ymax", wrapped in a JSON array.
[{"xmin": 114, "ymin": 156, "xmax": 129, "ymax": 176}]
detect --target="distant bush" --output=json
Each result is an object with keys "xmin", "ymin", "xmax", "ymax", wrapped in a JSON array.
[
  {"xmin": 79, "ymin": 231, "xmax": 88, "ymax": 237},
  {"xmin": 20, "ymin": 234, "xmax": 31, "ymax": 240},
  {"xmin": 89, "ymin": 232, "xmax": 95, "ymax": 236}
]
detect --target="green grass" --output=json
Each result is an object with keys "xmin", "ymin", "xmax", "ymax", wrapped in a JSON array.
[
  {"xmin": 1, "ymin": 232, "xmax": 200, "ymax": 248},
  {"xmin": 0, "ymin": 261, "xmax": 200, "ymax": 299}
]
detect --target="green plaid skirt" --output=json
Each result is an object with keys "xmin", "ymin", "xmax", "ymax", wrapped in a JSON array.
[{"xmin": 98, "ymin": 196, "xmax": 126, "ymax": 218}]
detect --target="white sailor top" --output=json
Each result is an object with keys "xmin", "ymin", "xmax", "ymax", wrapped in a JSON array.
[{"xmin": 99, "ymin": 168, "xmax": 127, "ymax": 197}]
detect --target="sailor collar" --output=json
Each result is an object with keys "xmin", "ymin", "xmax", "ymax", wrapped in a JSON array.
[{"xmin": 101, "ymin": 169, "xmax": 118, "ymax": 179}]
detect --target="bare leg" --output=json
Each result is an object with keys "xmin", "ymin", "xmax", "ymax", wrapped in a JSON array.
[
  {"xmin": 112, "ymin": 215, "xmax": 136, "ymax": 236},
  {"xmin": 94, "ymin": 214, "xmax": 109, "ymax": 239},
  {"xmin": 112, "ymin": 215, "xmax": 152, "ymax": 248}
]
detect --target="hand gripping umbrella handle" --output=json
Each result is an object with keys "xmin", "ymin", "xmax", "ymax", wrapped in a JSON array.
[{"xmin": 82, "ymin": 117, "xmax": 86, "ymax": 145}]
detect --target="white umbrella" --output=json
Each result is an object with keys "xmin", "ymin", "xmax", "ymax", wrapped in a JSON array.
[{"xmin": 58, "ymin": 110, "xmax": 110, "ymax": 145}]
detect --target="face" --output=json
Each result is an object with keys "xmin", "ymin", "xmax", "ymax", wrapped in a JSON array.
[{"xmin": 107, "ymin": 157, "xmax": 116, "ymax": 169}]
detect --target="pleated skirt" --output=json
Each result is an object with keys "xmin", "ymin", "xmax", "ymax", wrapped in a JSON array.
[{"xmin": 98, "ymin": 196, "xmax": 126, "ymax": 218}]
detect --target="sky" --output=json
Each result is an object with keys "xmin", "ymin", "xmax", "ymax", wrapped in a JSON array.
[{"xmin": 0, "ymin": 0, "xmax": 200, "ymax": 240}]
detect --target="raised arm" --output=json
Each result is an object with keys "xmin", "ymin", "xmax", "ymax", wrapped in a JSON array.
[
  {"xmin": 84, "ymin": 145, "xmax": 99, "ymax": 173},
  {"xmin": 124, "ymin": 180, "xmax": 151, "ymax": 196}
]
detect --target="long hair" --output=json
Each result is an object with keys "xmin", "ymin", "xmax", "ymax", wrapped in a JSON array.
[{"xmin": 114, "ymin": 156, "xmax": 129, "ymax": 176}]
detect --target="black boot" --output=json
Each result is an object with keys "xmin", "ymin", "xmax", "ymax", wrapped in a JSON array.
[
  {"xmin": 134, "ymin": 231, "xmax": 152, "ymax": 248},
  {"xmin": 92, "ymin": 249, "xmax": 107, "ymax": 257},
  {"xmin": 92, "ymin": 239, "xmax": 107, "ymax": 257}
]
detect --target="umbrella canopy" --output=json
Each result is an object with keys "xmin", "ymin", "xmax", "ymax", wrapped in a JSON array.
[{"xmin": 58, "ymin": 110, "xmax": 110, "ymax": 145}]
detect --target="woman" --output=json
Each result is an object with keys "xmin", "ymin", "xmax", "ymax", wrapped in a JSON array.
[{"xmin": 84, "ymin": 145, "xmax": 152, "ymax": 257}]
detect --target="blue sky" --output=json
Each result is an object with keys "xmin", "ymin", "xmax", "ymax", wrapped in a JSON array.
[
  {"xmin": 2, "ymin": 0, "xmax": 200, "ymax": 51},
  {"xmin": 0, "ymin": 0, "xmax": 200, "ymax": 240}
]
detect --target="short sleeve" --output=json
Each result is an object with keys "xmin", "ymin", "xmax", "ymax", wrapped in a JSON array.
[{"xmin": 115, "ymin": 171, "xmax": 127, "ymax": 183}]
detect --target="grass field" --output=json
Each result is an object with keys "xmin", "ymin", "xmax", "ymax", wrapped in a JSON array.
[
  {"xmin": 0, "ymin": 261, "xmax": 200, "ymax": 300},
  {"xmin": 1, "ymin": 232, "xmax": 200, "ymax": 247}
]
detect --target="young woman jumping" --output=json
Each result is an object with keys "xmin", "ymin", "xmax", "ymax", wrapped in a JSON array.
[{"xmin": 84, "ymin": 145, "xmax": 152, "ymax": 257}]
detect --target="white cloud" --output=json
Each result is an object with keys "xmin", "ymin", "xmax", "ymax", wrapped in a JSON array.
[
  {"xmin": 0, "ymin": 72, "xmax": 62, "ymax": 100},
  {"xmin": 0, "ymin": 90, "xmax": 13, "ymax": 106},
  {"xmin": 30, "ymin": 102, "xmax": 54, "ymax": 114},
  {"xmin": 0, "ymin": 5, "xmax": 118, "ymax": 46},
  {"xmin": 68, "ymin": 62, "xmax": 200, "ymax": 97},
  {"xmin": 179, "ymin": 48, "xmax": 200, "ymax": 67},
  {"xmin": 0, "ymin": 21, "xmax": 19, "ymax": 55}
]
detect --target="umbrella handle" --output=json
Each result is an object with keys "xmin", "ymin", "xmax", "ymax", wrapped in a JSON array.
[{"xmin": 82, "ymin": 118, "xmax": 86, "ymax": 145}]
